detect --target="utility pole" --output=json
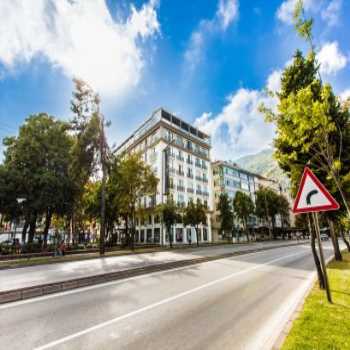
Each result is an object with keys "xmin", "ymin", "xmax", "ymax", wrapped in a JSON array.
[{"xmin": 99, "ymin": 111, "xmax": 106, "ymax": 256}]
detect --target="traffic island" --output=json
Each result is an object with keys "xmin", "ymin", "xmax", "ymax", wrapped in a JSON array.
[{"xmin": 281, "ymin": 252, "xmax": 350, "ymax": 350}]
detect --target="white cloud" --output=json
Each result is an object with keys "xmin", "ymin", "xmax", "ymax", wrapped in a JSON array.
[
  {"xmin": 217, "ymin": 0, "xmax": 239, "ymax": 30},
  {"xmin": 340, "ymin": 89, "xmax": 350, "ymax": 101},
  {"xmin": 194, "ymin": 89, "xmax": 276, "ymax": 160},
  {"xmin": 276, "ymin": 0, "xmax": 315, "ymax": 24},
  {"xmin": 0, "ymin": 0, "xmax": 159, "ymax": 97},
  {"xmin": 321, "ymin": 0, "xmax": 342, "ymax": 27},
  {"xmin": 317, "ymin": 41, "xmax": 347, "ymax": 75},
  {"xmin": 184, "ymin": 0, "xmax": 239, "ymax": 73},
  {"xmin": 267, "ymin": 69, "xmax": 282, "ymax": 93}
]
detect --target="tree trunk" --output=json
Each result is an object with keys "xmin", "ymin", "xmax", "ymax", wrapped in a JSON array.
[
  {"xmin": 245, "ymin": 219, "xmax": 250, "ymax": 242},
  {"xmin": 340, "ymin": 230, "xmax": 350, "ymax": 252},
  {"xmin": 308, "ymin": 214, "xmax": 325, "ymax": 289},
  {"xmin": 196, "ymin": 226, "xmax": 199, "ymax": 247},
  {"xmin": 328, "ymin": 218, "xmax": 342, "ymax": 261},
  {"xmin": 27, "ymin": 212, "xmax": 37, "ymax": 245},
  {"xmin": 21, "ymin": 216, "xmax": 29, "ymax": 244},
  {"xmin": 168, "ymin": 225, "xmax": 173, "ymax": 248},
  {"xmin": 43, "ymin": 208, "xmax": 52, "ymax": 249}
]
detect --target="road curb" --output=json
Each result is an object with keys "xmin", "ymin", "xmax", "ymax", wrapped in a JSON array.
[
  {"xmin": 0, "ymin": 242, "xmax": 307, "ymax": 305},
  {"xmin": 272, "ymin": 253, "xmax": 336, "ymax": 349}
]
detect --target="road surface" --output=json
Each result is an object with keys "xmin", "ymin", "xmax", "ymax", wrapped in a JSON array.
[
  {"xmin": 0, "ymin": 241, "xmax": 303, "ymax": 292},
  {"xmin": 0, "ymin": 242, "xmax": 335, "ymax": 350}
]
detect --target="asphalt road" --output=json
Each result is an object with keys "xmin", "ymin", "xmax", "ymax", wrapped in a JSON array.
[
  {"xmin": 0, "ymin": 242, "xmax": 336, "ymax": 350},
  {"xmin": 0, "ymin": 241, "xmax": 304, "ymax": 292}
]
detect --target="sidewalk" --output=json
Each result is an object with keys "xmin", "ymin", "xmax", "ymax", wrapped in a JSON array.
[{"xmin": 0, "ymin": 240, "xmax": 308, "ymax": 303}]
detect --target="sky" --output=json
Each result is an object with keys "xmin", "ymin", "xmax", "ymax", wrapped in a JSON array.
[{"xmin": 0, "ymin": 0, "xmax": 349, "ymax": 161}]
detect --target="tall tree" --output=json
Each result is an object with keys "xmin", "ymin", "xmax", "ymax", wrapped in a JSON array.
[
  {"xmin": 233, "ymin": 191, "xmax": 255, "ymax": 242},
  {"xmin": 158, "ymin": 198, "xmax": 180, "ymax": 248},
  {"xmin": 217, "ymin": 193, "xmax": 234, "ymax": 240},
  {"xmin": 117, "ymin": 153, "xmax": 158, "ymax": 249},
  {"xmin": 183, "ymin": 199, "xmax": 207, "ymax": 247},
  {"xmin": 255, "ymin": 187, "xmax": 280, "ymax": 238},
  {"xmin": 2, "ymin": 114, "xmax": 74, "ymax": 247}
]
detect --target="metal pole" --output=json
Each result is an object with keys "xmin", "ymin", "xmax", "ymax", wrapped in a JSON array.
[{"xmin": 313, "ymin": 212, "xmax": 332, "ymax": 303}]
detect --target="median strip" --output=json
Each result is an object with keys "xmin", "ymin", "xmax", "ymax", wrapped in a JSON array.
[{"xmin": 0, "ymin": 242, "xmax": 307, "ymax": 304}]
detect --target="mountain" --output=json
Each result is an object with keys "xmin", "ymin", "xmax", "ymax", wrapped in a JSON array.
[{"xmin": 235, "ymin": 149, "xmax": 289, "ymax": 186}]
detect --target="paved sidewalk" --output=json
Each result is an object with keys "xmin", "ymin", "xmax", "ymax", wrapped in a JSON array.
[{"xmin": 0, "ymin": 241, "xmax": 307, "ymax": 293}]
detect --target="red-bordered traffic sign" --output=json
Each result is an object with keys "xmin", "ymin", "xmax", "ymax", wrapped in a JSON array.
[{"xmin": 293, "ymin": 167, "xmax": 340, "ymax": 214}]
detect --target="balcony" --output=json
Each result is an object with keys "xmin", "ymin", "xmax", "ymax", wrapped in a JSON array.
[
  {"xmin": 195, "ymin": 176, "xmax": 202, "ymax": 182},
  {"xmin": 187, "ymin": 188, "xmax": 194, "ymax": 193},
  {"xmin": 177, "ymin": 185, "xmax": 185, "ymax": 192},
  {"xmin": 176, "ymin": 170, "xmax": 185, "ymax": 176},
  {"xmin": 196, "ymin": 190, "xmax": 202, "ymax": 195},
  {"xmin": 195, "ymin": 162, "xmax": 202, "ymax": 168},
  {"xmin": 187, "ymin": 173, "xmax": 193, "ymax": 179},
  {"xmin": 186, "ymin": 159, "xmax": 193, "ymax": 165},
  {"xmin": 203, "ymin": 191, "xmax": 209, "ymax": 197}
]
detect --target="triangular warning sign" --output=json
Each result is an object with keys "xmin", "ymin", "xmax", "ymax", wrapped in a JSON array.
[{"xmin": 293, "ymin": 167, "xmax": 340, "ymax": 214}]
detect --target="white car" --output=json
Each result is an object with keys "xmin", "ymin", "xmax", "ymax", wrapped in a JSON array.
[{"xmin": 320, "ymin": 233, "xmax": 329, "ymax": 241}]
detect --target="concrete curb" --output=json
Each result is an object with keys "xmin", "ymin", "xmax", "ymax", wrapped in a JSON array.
[
  {"xmin": 272, "ymin": 252, "xmax": 337, "ymax": 349},
  {"xmin": 0, "ymin": 242, "xmax": 307, "ymax": 305}
]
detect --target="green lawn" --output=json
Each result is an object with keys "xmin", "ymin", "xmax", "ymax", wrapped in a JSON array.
[{"xmin": 282, "ymin": 252, "xmax": 350, "ymax": 350}]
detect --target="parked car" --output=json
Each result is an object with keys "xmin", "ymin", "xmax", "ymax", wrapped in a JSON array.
[{"xmin": 320, "ymin": 233, "xmax": 329, "ymax": 241}]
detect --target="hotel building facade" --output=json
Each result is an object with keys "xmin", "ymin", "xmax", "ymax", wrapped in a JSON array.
[{"xmin": 115, "ymin": 108, "xmax": 213, "ymax": 245}]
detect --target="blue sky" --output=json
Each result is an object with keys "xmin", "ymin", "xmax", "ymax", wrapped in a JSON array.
[{"xmin": 0, "ymin": 0, "xmax": 349, "ymax": 160}]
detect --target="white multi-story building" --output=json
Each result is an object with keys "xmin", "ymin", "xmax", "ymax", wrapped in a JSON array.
[{"xmin": 116, "ymin": 108, "xmax": 213, "ymax": 245}]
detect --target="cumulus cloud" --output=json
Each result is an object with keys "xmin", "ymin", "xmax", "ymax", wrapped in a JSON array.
[
  {"xmin": 317, "ymin": 41, "xmax": 347, "ymax": 75},
  {"xmin": 276, "ymin": 0, "xmax": 315, "ymax": 24},
  {"xmin": 0, "ymin": 0, "xmax": 159, "ymax": 97},
  {"xmin": 184, "ymin": 0, "xmax": 239, "ymax": 73},
  {"xmin": 340, "ymin": 89, "xmax": 350, "ymax": 101},
  {"xmin": 267, "ymin": 70, "xmax": 282, "ymax": 93},
  {"xmin": 194, "ymin": 88, "xmax": 276, "ymax": 160},
  {"xmin": 321, "ymin": 0, "xmax": 342, "ymax": 27}
]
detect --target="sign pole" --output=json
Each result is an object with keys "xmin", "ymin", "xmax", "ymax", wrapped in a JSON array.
[{"xmin": 313, "ymin": 212, "xmax": 332, "ymax": 303}]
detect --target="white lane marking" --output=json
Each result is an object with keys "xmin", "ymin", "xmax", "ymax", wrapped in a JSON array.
[
  {"xmin": 0, "ymin": 244, "xmax": 307, "ymax": 310},
  {"xmin": 33, "ymin": 250, "xmax": 307, "ymax": 350}
]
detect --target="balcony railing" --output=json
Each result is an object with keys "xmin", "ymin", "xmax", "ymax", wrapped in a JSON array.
[
  {"xmin": 187, "ymin": 188, "xmax": 194, "ymax": 193},
  {"xmin": 196, "ymin": 190, "xmax": 202, "ymax": 195},
  {"xmin": 177, "ymin": 186, "xmax": 185, "ymax": 192},
  {"xmin": 195, "ymin": 176, "xmax": 202, "ymax": 181},
  {"xmin": 186, "ymin": 159, "xmax": 193, "ymax": 165},
  {"xmin": 176, "ymin": 170, "xmax": 185, "ymax": 176}
]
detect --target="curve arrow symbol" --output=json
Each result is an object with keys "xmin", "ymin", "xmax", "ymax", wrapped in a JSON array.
[{"xmin": 306, "ymin": 189, "xmax": 318, "ymax": 205}]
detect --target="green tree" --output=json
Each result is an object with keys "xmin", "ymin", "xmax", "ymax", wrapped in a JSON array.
[
  {"xmin": 233, "ymin": 191, "xmax": 255, "ymax": 242},
  {"xmin": 2, "ymin": 114, "xmax": 74, "ymax": 247},
  {"xmin": 183, "ymin": 199, "xmax": 207, "ymax": 247},
  {"xmin": 117, "ymin": 153, "xmax": 158, "ymax": 249},
  {"xmin": 158, "ymin": 198, "xmax": 180, "ymax": 248},
  {"xmin": 277, "ymin": 194, "xmax": 290, "ymax": 229},
  {"xmin": 217, "ymin": 193, "xmax": 234, "ymax": 240},
  {"xmin": 69, "ymin": 79, "xmax": 101, "ymax": 244}
]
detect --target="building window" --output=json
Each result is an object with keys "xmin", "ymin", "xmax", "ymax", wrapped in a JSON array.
[
  {"xmin": 176, "ymin": 228, "xmax": 183, "ymax": 242},
  {"xmin": 203, "ymin": 228, "xmax": 208, "ymax": 241},
  {"xmin": 147, "ymin": 229, "xmax": 153, "ymax": 243},
  {"xmin": 140, "ymin": 230, "xmax": 145, "ymax": 242},
  {"xmin": 135, "ymin": 230, "xmax": 139, "ymax": 242},
  {"xmin": 154, "ymin": 215, "xmax": 160, "ymax": 224},
  {"xmin": 154, "ymin": 228, "xmax": 160, "ymax": 243}
]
